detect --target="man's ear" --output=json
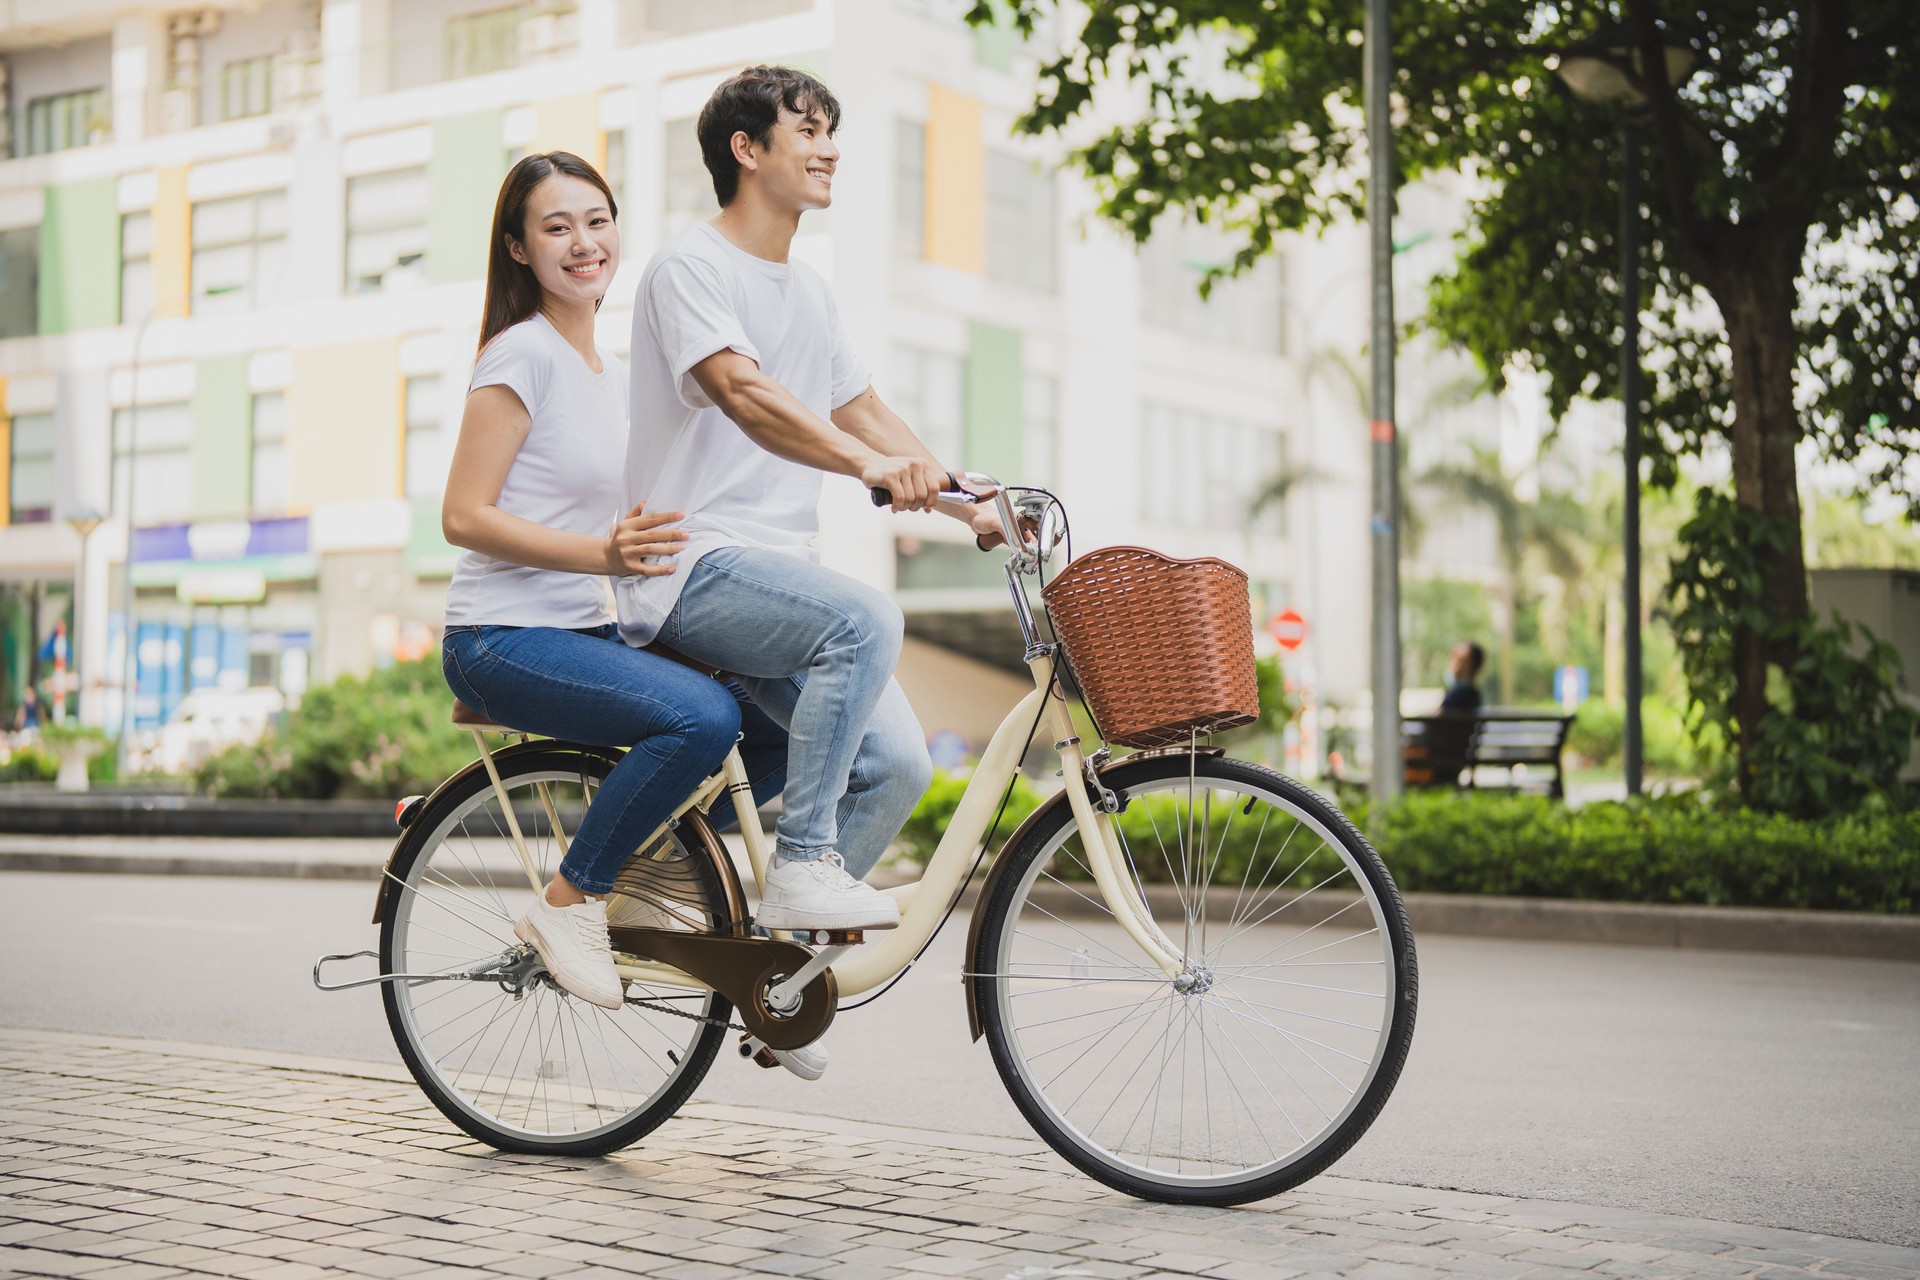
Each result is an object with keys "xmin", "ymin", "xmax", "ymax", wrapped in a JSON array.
[
  {"xmin": 729, "ymin": 129, "xmax": 759, "ymax": 173},
  {"xmin": 506, "ymin": 235, "xmax": 529, "ymax": 266}
]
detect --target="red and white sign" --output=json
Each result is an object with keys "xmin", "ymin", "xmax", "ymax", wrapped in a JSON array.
[{"xmin": 1267, "ymin": 608, "xmax": 1308, "ymax": 651}]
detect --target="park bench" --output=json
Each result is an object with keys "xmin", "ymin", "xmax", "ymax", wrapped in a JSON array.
[{"xmin": 1402, "ymin": 709, "xmax": 1575, "ymax": 799}]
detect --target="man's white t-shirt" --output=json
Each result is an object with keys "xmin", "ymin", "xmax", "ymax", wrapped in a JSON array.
[
  {"xmin": 616, "ymin": 223, "xmax": 870, "ymax": 646},
  {"xmin": 443, "ymin": 312, "xmax": 628, "ymax": 629}
]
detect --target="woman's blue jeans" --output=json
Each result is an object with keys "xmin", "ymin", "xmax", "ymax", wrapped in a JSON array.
[
  {"xmin": 442, "ymin": 623, "xmax": 786, "ymax": 895},
  {"xmin": 659, "ymin": 547, "xmax": 933, "ymax": 869}
]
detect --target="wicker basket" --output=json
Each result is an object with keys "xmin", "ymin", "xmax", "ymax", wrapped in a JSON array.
[{"xmin": 1040, "ymin": 546, "xmax": 1260, "ymax": 748}]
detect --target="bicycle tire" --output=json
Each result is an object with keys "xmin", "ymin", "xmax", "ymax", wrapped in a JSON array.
[
  {"xmin": 972, "ymin": 753, "xmax": 1417, "ymax": 1204},
  {"xmin": 380, "ymin": 744, "xmax": 733, "ymax": 1156}
]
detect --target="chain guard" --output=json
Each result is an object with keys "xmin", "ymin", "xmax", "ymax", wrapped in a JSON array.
[{"xmin": 608, "ymin": 928, "xmax": 836, "ymax": 1050}]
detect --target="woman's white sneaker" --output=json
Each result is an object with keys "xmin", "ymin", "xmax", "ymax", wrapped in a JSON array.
[
  {"xmin": 514, "ymin": 895, "xmax": 625, "ymax": 1009},
  {"xmin": 756, "ymin": 851, "xmax": 901, "ymax": 931}
]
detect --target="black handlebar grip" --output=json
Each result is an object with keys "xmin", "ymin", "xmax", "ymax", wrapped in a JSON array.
[{"xmin": 869, "ymin": 473, "xmax": 963, "ymax": 507}]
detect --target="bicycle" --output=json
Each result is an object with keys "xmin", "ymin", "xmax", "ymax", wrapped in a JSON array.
[{"xmin": 315, "ymin": 473, "xmax": 1417, "ymax": 1206}]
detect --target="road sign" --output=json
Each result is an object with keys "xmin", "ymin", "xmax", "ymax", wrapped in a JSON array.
[{"xmin": 1268, "ymin": 608, "xmax": 1308, "ymax": 651}]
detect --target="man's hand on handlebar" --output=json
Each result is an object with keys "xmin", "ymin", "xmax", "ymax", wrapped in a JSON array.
[
  {"xmin": 861, "ymin": 455, "xmax": 948, "ymax": 512},
  {"xmin": 605, "ymin": 503, "xmax": 689, "ymax": 577}
]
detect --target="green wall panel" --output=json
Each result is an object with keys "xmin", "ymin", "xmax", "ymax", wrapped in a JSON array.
[
  {"xmin": 428, "ymin": 111, "xmax": 509, "ymax": 284},
  {"xmin": 190, "ymin": 356, "xmax": 251, "ymax": 519},
  {"xmin": 965, "ymin": 320, "xmax": 1023, "ymax": 479},
  {"xmin": 39, "ymin": 178, "xmax": 119, "ymax": 334},
  {"xmin": 972, "ymin": 0, "xmax": 1016, "ymax": 72},
  {"xmin": 406, "ymin": 499, "xmax": 459, "ymax": 578}
]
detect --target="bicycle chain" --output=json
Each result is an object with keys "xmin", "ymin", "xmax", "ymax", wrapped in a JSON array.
[{"xmin": 623, "ymin": 991, "xmax": 747, "ymax": 1032}]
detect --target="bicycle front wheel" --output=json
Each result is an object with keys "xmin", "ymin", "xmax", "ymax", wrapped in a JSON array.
[
  {"xmin": 380, "ymin": 744, "xmax": 734, "ymax": 1155},
  {"xmin": 973, "ymin": 753, "xmax": 1417, "ymax": 1204}
]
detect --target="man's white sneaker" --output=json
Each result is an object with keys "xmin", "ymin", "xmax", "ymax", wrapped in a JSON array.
[
  {"xmin": 742, "ymin": 1034, "xmax": 828, "ymax": 1080},
  {"xmin": 514, "ymin": 895, "xmax": 625, "ymax": 1009},
  {"xmin": 756, "ymin": 851, "xmax": 901, "ymax": 931}
]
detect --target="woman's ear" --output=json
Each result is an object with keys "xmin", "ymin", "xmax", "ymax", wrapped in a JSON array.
[{"xmin": 505, "ymin": 235, "xmax": 528, "ymax": 266}]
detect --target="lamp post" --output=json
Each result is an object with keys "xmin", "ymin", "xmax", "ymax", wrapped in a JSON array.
[
  {"xmin": 61, "ymin": 505, "xmax": 103, "ymax": 726},
  {"xmin": 1551, "ymin": 32, "xmax": 1695, "ymax": 798},
  {"xmin": 1364, "ymin": 0, "xmax": 1402, "ymax": 801},
  {"xmin": 118, "ymin": 310, "xmax": 156, "ymax": 776}
]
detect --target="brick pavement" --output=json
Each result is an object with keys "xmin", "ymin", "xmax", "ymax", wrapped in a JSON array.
[{"xmin": 2, "ymin": 1027, "xmax": 1914, "ymax": 1280}]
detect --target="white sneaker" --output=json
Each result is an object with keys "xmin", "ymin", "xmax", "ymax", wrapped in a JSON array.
[
  {"xmin": 742, "ymin": 1034, "xmax": 828, "ymax": 1081},
  {"xmin": 514, "ymin": 895, "xmax": 625, "ymax": 1009},
  {"xmin": 756, "ymin": 851, "xmax": 901, "ymax": 931},
  {"xmin": 772, "ymin": 1041, "xmax": 828, "ymax": 1080}
]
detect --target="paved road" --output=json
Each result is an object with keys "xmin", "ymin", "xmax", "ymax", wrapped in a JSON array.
[
  {"xmin": 16, "ymin": 1029, "xmax": 1918, "ymax": 1280},
  {"xmin": 3, "ymin": 871, "xmax": 1916, "ymax": 1247}
]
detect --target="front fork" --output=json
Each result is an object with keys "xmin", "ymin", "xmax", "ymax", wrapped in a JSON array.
[{"xmin": 1032, "ymin": 660, "xmax": 1186, "ymax": 978}]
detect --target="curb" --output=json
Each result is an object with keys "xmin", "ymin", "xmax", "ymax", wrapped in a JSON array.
[{"xmin": 2, "ymin": 842, "xmax": 1915, "ymax": 962}]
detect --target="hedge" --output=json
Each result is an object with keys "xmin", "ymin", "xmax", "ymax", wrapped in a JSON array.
[{"xmin": 895, "ymin": 769, "xmax": 1919, "ymax": 913}]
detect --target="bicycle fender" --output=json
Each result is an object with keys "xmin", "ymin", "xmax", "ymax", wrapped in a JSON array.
[{"xmin": 369, "ymin": 739, "xmax": 626, "ymax": 926}]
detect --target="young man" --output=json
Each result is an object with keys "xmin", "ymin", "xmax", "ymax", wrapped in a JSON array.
[{"xmin": 619, "ymin": 68, "xmax": 1002, "ymax": 957}]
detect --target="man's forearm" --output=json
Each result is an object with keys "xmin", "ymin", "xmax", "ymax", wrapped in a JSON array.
[{"xmin": 718, "ymin": 374, "xmax": 876, "ymax": 476}]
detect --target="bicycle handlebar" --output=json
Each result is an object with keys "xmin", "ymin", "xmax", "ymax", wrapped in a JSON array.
[{"xmin": 866, "ymin": 472, "xmax": 969, "ymax": 507}]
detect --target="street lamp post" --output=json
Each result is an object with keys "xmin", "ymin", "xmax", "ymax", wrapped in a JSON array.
[
  {"xmin": 61, "ymin": 505, "xmax": 104, "ymax": 726},
  {"xmin": 118, "ymin": 310, "xmax": 156, "ymax": 776},
  {"xmin": 1551, "ymin": 33, "xmax": 1695, "ymax": 799},
  {"xmin": 1364, "ymin": 0, "xmax": 1403, "ymax": 801}
]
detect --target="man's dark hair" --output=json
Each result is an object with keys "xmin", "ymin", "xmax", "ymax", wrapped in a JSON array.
[
  {"xmin": 1463, "ymin": 642, "xmax": 1486, "ymax": 678},
  {"xmin": 696, "ymin": 65, "xmax": 842, "ymax": 206}
]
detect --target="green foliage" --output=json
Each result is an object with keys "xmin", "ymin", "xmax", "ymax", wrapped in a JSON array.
[
  {"xmin": 1665, "ymin": 489, "xmax": 1918, "ymax": 816},
  {"xmin": 1804, "ymin": 493, "xmax": 1920, "ymax": 570},
  {"xmin": 1565, "ymin": 697, "xmax": 1713, "ymax": 776},
  {"xmin": 0, "ymin": 745, "xmax": 55, "ymax": 783},
  {"xmin": 194, "ymin": 658, "xmax": 481, "ymax": 800},
  {"xmin": 893, "ymin": 767, "xmax": 1046, "ymax": 865},
  {"xmin": 1349, "ymin": 790, "xmax": 1919, "ymax": 913}
]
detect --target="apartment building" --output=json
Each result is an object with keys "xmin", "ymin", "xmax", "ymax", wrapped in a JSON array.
[{"xmin": 0, "ymin": 0, "xmax": 1353, "ymax": 756}]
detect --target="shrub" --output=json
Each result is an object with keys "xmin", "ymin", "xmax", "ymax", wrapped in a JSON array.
[
  {"xmin": 1565, "ymin": 698, "xmax": 1716, "ymax": 775},
  {"xmin": 894, "ymin": 767, "xmax": 1046, "ymax": 864},
  {"xmin": 194, "ymin": 658, "xmax": 481, "ymax": 800},
  {"xmin": 0, "ymin": 745, "xmax": 56, "ymax": 783},
  {"xmin": 1349, "ymin": 789, "xmax": 1919, "ymax": 913}
]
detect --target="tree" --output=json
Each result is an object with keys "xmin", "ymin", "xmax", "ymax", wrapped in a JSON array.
[{"xmin": 976, "ymin": 0, "xmax": 1918, "ymax": 799}]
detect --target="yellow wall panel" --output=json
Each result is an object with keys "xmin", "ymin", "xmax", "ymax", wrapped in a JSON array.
[
  {"xmin": 287, "ymin": 339, "xmax": 402, "ymax": 511},
  {"xmin": 151, "ymin": 167, "xmax": 190, "ymax": 321},
  {"xmin": 531, "ymin": 94, "xmax": 604, "ymax": 170},
  {"xmin": 926, "ymin": 84, "xmax": 985, "ymax": 275}
]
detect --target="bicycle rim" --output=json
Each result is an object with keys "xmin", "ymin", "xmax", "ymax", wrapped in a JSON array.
[
  {"xmin": 381, "ymin": 751, "xmax": 731, "ymax": 1153},
  {"xmin": 977, "ymin": 755, "xmax": 1416, "ymax": 1202}
]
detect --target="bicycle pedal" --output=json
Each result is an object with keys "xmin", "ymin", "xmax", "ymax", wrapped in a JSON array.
[
  {"xmin": 738, "ymin": 1035, "xmax": 781, "ymax": 1069},
  {"xmin": 790, "ymin": 927, "xmax": 864, "ymax": 946}
]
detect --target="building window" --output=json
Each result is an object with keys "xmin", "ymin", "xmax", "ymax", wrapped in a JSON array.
[
  {"xmin": 0, "ymin": 226, "xmax": 38, "ymax": 339},
  {"xmin": 220, "ymin": 55, "xmax": 275, "ymax": 120},
  {"xmin": 403, "ymin": 377, "xmax": 446, "ymax": 499},
  {"xmin": 1138, "ymin": 403, "xmax": 1285, "ymax": 535},
  {"xmin": 895, "ymin": 119, "xmax": 925, "ymax": 260},
  {"xmin": 23, "ymin": 88, "xmax": 110, "ymax": 156},
  {"xmin": 662, "ymin": 117, "xmax": 717, "ymax": 239},
  {"xmin": 250, "ymin": 392, "xmax": 288, "ymax": 514},
  {"xmin": 346, "ymin": 168, "xmax": 431, "ymax": 293},
  {"xmin": 1140, "ymin": 216, "xmax": 1287, "ymax": 355},
  {"xmin": 621, "ymin": 0, "xmax": 808, "ymax": 42},
  {"xmin": 191, "ymin": 190, "xmax": 289, "ymax": 315},
  {"xmin": 890, "ymin": 348, "xmax": 964, "ymax": 471},
  {"xmin": 113, "ymin": 403, "xmax": 195, "ymax": 525},
  {"xmin": 119, "ymin": 213, "xmax": 154, "ymax": 325},
  {"xmin": 603, "ymin": 128, "xmax": 628, "ymax": 219},
  {"xmin": 986, "ymin": 151, "xmax": 1055, "ymax": 292},
  {"xmin": 8, "ymin": 413, "xmax": 56, "ymax": 525},
  {"xmin": 1022, "ymin": 373, "xmax": 1057, "ymax": 487},
  {"xmin": 445, "ymin": 3, "xmax": 578, "ymax": 78}
]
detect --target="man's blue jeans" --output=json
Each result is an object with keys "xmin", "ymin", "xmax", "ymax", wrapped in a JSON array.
[
  {"xmin": 442, "ymin": 623, "xmax": 786, "ymax": 894},
  {"xmin": 659, "ymin": 546, "xmax": 932, "ymax": 873}
]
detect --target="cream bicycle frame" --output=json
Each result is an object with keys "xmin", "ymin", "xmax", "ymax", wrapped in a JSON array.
[{"xmin": 469, "ymin": 472, "xmax": 1189, "ymax": 1002}]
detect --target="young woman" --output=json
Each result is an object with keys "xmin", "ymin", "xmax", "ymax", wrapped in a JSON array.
[{"xmin": 439, "ymin": 151, "xmax": 776, "ymax": 1012}]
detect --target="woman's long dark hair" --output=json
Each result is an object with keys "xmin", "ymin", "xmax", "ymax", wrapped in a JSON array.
[{"xmin": 477, "ymin": 150, "xmax": 620, "ymax": 354}]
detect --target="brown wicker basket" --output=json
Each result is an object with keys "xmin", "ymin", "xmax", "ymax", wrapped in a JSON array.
[{"xmin": 1040, "ymin": 546, "xmax": 1260, "ymax": 748}]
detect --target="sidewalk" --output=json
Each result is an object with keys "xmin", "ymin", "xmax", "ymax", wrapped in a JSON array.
[
  {"xmin": 3, "ymin": 833, "xmax": 1916, "ymax": 960},
  {"xmin": 4, "ymin": 1027, "xmax": 1916, "ymax": 1280}
]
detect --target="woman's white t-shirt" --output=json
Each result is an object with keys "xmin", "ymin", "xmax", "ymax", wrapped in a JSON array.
[{"xmin": 443, "ymin": 312, "xmax": 628, "ymax": 629}]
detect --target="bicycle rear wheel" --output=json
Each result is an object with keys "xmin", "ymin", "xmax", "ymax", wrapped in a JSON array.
[
  {"xmin": 380, "ymin": 744, "xmax": 734, "ymax": 1155},
  {"xmin": 972, "ymin": 753, "xmax": 1416, "ymax": 1204}
]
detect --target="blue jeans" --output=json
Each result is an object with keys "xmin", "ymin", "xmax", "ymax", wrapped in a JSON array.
[
  {"xmin": 661, "ymin": 547, "xmax": 932, "ymax": 871},
  {"xmin": 442, "ymin": 624, "xmax": 786, "ymax": 894}
]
